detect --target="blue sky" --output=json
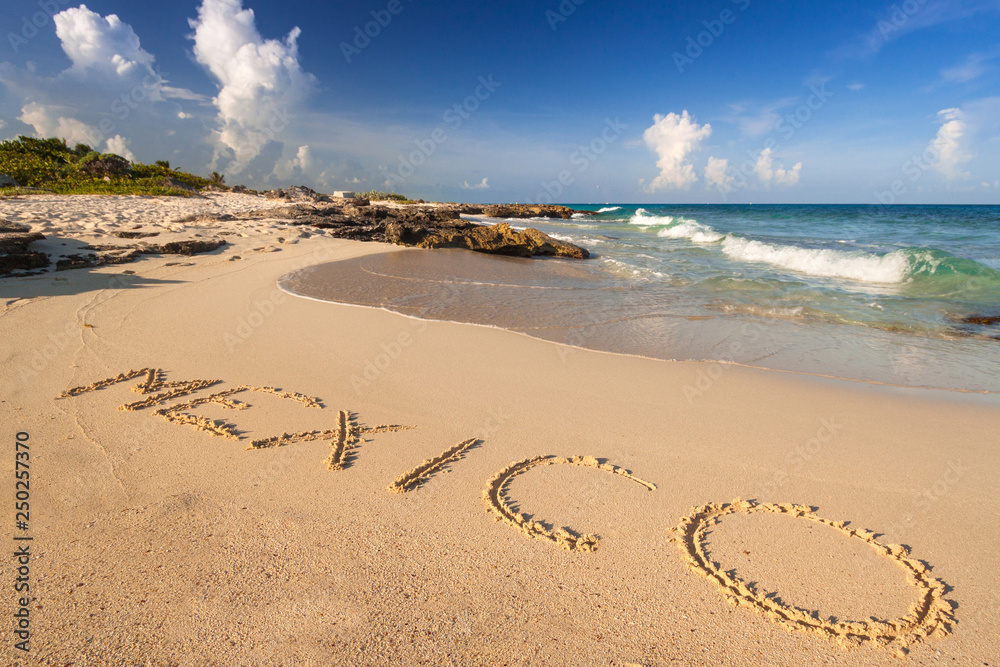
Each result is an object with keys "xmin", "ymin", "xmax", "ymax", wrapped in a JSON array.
[{"xmin": 1, "ymin": 0, "xmax": 998, "ymax": 203}]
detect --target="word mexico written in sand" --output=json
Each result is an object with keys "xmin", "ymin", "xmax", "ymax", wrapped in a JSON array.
[
  {"xmin": 56, "ymin": 367, "xmax": 655, "ymax": 554},
  {"xmin": 57, "ymin": 368, "xmax": 956, "ymax": 655}
]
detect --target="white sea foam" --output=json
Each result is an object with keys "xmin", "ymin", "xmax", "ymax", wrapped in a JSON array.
[
  {"xmin": 548, "ymin": 232, "xmax": 604, "ymax": 245},
  {"xmin": 597, "ymin": 206, "xmax": 622, "ymax": 213},
  {"xmin": 656, "ymin": 220, "xmax": 725, "ymax": 244},
  {"xmin": 571, "ymin": 213, "xmax": 588, "ymax": 219},
  {"xmin": 629, "ymin": 208, "xmax": 673, "ymax": 226},
  {"xmin": 720, "ymin": 236, "xmax": 909, "ymax": 283}
]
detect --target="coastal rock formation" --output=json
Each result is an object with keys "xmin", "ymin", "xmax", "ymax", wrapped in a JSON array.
[
  {"xmin": 158, "ymin": 177, "xmax": 198, "ymax": 193},
  {"xmin": 0, "ymin": 220, "xmax": 48, "ymax": 275},
  {"xmin": 1, "ymin": 196, "xmax": 592, "ymax": 277},
  {"xmin": 482, "ymin": 204, "xmax": 594, "ymax": 220},
  {"xmin": 388, "ymin": 221, "xmax": 590, "ymax": 259},
  {"xmin": 142, "ymin": 239, "xmax": 228, "ymax": 256},
  {"xmin": 246, "ymin": 203, "xmax": 590, "ymax": 259},
  {"xmin": 265, "ymin": 185, "xmax": 336, "ymax": 203}
]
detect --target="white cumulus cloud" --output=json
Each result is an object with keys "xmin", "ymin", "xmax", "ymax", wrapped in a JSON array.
[
  {"xmin": 19, "ymin": 101, "xmax": 101, "ymax": 146},
  {"xmin": 704, "ymin": 157, "xmax": 733, "ymax": 191},
  {"xmin": 461, "ymin": 177, "xmax": 490, "ymax": 190},
  {"xmin": 929, "ymin": 108, "xmax": 974, "ymax": 180},
  {"xmin": 55, "ymin": 5, "xmax": 156, "ymax": 80},
  {"xmin": 1, "ymin": 6, "xmax": 208, "ymax": 166},
  {"xmin": 755, "ymin": 148, "xmax": 802, "ymax": 186},
  {"xmin": 105, "ymin": 134, "xmax": 135, "ymax": 161},
  {"xmin": 273, "ymin": 144, "xmax": 315, "ymax": 181},
  {"xmin": 189, "ymin": 0, "xmax": 317, "ymax": 171},
  {"xmin": 642, "ymin": 111, "xmax": 711, "ymax": 191}
]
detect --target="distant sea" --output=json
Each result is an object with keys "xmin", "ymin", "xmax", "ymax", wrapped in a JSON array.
[{"xmin": 280, "ymin": 204, "xmax": 1000, "ymax": 394}]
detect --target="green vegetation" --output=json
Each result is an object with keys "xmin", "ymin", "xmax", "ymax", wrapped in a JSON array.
[
  {"xmin": 357, "ymin": 189, "xmax": 413, "ymax": 203},
  {"xmin": 0, "ymin": 136, "xmax": 230, "ymax": 196}
]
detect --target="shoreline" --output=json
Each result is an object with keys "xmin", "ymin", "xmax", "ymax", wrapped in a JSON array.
[
  {"xmin": 278, "ymin": 267, "xmax": 1000, "ymax": 402},
  {"xmin": 277, "ymin": 245, "xmax": 1000, "ymax": 400},
  {"xmin": 2, "ymin": 194, "xmax": 999, "ymax": 664}
]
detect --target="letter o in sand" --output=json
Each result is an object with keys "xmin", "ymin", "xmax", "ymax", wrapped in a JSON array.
[{"xmin": 669, "ymin": 499, "xmax": 954, "ymax": 656}]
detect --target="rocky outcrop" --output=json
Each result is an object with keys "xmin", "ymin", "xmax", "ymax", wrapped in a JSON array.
[
  {"xmin": 159, "ymin": 177, "xmax": 198, "ymax": 192},
  {"xmin": 0, "ymin": 174, "xmax": 18, "ymax": 188},
  {"xmin": 141, "ymin": 239, "xmax": 227, "ymax": 256},
  {"xmin": 242, "ymin": 202, "xmax": 591, "ymax": 259},
  {"xmin": 113, "ymin": 231, "xmax": 160, "ymax": 239},
  {"xmin": 481, "ymin": 204, "xmax": 595, "ymax": 220},
  {"xmin": 263, "ymin": 186, "xmax": 372, "ymax": 207},
  {"xmin": 386, "ymin": 221, "xmax": 589, "ymax": 259},
  {"xmin": 0, "ymin": 221, "xmax": 48, "ymax": 275}
]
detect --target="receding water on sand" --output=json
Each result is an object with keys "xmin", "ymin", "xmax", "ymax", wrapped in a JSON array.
[{"xmin": 279, "ymin": 248, "xmax": 1000, "ymax": 393}]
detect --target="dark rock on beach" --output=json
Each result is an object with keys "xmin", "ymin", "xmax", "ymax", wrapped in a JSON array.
[
  {"xmin": 0, "ymin": 220, "xmax": 49, "ymax": 275},
  {"xmin": 2, "ymin": 195, "xmax": 591, "ymax": 278},
  {"xmin": 481, "ymin": 204, "xmax": 595, "ymax": 220},
  {"xmin": 113, "ymin": 231, "xmax": 160, "ymax": 239},
  {"xmin": 387, "ymin": 221, "xmax": 589, "ymax": 259},
  {"xmin": 158, "ymin": 177, "xmax": 199, "ymax": 193},
  {"xmin": 54, "ymin": 238, "xmax": 227, "ymax": 272},
  {"xmin": 245, "ymin": 202, "xmax": 590, "ymax": 259},
  {"xmin": 265, "ymin": 185, "xmax": 333, "ymax": 203},
  {"xmin": 142, "ymin": 238, "xmax": 228, "ymax": 256}
]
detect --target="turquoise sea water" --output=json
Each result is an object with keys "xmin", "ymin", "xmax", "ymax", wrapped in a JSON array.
[
  {"xmin": 537, "ymin": 204, "xmax": 1000, "ymax": 335},
  {"xmin": 281, "ymin": 205, "xmax": 1000, "ymax": 394}
]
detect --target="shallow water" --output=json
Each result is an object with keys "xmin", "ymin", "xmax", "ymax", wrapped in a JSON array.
[{"xmin": 279, "ymin": 224, "xmax": 1000, "ymax": 395}]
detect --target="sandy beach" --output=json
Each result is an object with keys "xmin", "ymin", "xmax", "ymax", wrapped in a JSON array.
[{"xmin": 2, "ymin": 194, "xmax": 999, "ymax": 666}]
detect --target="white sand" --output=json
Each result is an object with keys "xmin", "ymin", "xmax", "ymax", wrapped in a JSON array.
[{"xmin": 1, "ymin": 194, "xmax": 999, "ymax": 665}]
